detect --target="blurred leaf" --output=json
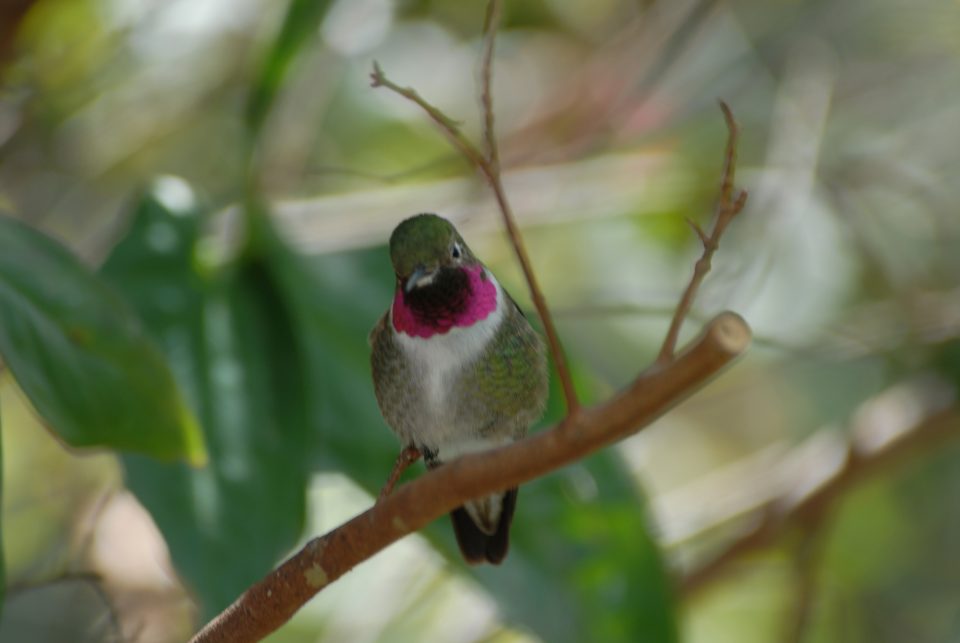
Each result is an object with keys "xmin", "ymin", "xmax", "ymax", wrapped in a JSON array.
[
  {"xmin": 554, "ymin": 455, "xmax": 678, "ymax": 643},
  {"xmin": 101, "ymin": 189, "xmax": 312, "ymax": 617},
  {"xmin": 932, "ymin": 339, "xmax": 960, "ymax": 394},
  {"xmin": 246, "ymin": 0, "xmax": 333, "ymax": 140},
  {"xmin": 0, "ymin": 214, "xmax": 205, "ymax": 463},
  {"xmin": 265, "ymin": 246, "xmax": 399, "ymax": 479}
]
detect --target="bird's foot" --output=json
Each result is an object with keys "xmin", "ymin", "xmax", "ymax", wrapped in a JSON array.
[{"xmin": 378, "ymin": 445, "xmax": 422, "ymax": 501}]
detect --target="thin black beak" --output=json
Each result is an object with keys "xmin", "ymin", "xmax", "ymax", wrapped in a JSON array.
[{"xmin": 404, "ymin": 265, "xmax": 433, "ymax": 293}]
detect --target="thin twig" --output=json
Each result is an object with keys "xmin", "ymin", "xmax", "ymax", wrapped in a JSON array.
[
  {"xmin": 480, "ymin": 0, "xmax": 502, "ymax": 171},
  {"xmin": 370, "ymin": 62, "xmax": 485, "ymax": 169},
  {"xmin": 482, "ymin": 170, "xmax": 579, "ymax": 413},
  {"xmin": 370, "ymin": 15, "xmax": 580, "ymax": 414},
  {"xmin": 190, "ymin": 313, "xmax": 752, "ymax": 643},
  {"xmin": 657, "ymin": 100, "xmax": 748, "ymax": 365},
  {"xmin": 478, "ymin": 0, "xmax": 578, "ymax": 412}
]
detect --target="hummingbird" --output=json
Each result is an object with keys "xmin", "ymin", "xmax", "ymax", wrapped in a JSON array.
[{"xmin": 370, "ymin": 213, "xmax": 549, "ymax": 564}]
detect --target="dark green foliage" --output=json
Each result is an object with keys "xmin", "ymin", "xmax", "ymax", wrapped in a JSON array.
[
  {"xmin": 0, "ymin": 214, "xmax": 205, "ymax": 463},
  {"xmin": 100, "ymin": 192, "xmax": 313, "ymax": 617}
]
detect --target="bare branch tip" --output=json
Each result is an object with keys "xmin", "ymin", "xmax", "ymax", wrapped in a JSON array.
[
  {"xmin": 718, "ymin": 99, "xmax": 738, "ymax": 132},
  {"xmin": 710, "ymin": 311, "xmax": 752, "ymax": 354},
  {"xmin": 482, "ymin": 0, "xmax": 503, "ymax": 35},
  {"xmin": 685, "ymin": 217, "xmax": 710, "ymax": 245},
  {"xmin": 370, "ymin": 61, "xmax": 384, "ymax": 87}
]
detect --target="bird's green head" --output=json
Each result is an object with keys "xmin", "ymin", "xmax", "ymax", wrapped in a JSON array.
[{"xmin": 389, "ymin": 213, "xmax": 477, "ymax": 292}]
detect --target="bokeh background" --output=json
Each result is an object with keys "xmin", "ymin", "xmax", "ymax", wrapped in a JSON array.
[{"xmin": 2, "ymin": 0, "xmax": 960, "ymax": 641}]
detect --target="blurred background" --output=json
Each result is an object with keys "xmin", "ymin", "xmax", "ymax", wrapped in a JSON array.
[{"xmin": 2, "ymin": 0, "xmax": 960, "ymax": 641}]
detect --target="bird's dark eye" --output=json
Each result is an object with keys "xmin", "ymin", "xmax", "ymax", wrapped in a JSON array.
[{"xmin": 451, "ymin": 243, "xmax": 462, "ymax": 259}]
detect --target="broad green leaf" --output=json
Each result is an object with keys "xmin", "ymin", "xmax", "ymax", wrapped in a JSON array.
[
  {"xmin": 268, "ymin": 243, "xmax": 678, "ymax": 642},
  {"xmin": 101, "ymin": 190, "xmax": 311, "ymax": 616},
  {"xmin": 246, "ymin": 0, "xmax": 334, "ymax": 139},
  {"xmin": 0, "ymin": 214, "xmax": 205, "ymax": 463}
]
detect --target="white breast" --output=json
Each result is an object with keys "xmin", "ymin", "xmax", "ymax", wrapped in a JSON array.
[{"xmin": 391, "ymin": 271, "xmax": 506, "ymax": 448}]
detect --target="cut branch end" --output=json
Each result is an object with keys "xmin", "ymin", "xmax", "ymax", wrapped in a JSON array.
[{"xmin": 708, "ymin": 312, "xmax": 752, "ymax": 355}]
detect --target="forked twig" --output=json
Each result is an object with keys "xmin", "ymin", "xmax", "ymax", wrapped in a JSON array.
[{"xmin": 657, "ymin": 101, "xmax": 748, "ymax": 364}]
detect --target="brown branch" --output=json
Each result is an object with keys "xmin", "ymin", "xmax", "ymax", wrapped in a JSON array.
[
  {"xmin": 657, "ymin": 101, "xmax": 748, "ymax": 364},
  {"xmin": 680, "ymin": 385, "xmax": 960, "ymax": 596},
  {"xmin": 473, "ymin": 0, "xmax": 579, "ymax": 412},
  {"xmin": 190, "ymin": 312, "xmax": 752, "ymax": 643},
  {"xmin": 370, "ymin": 3, "xmax": 580, "ymax": 414},
  {"xmin": 483, "ymin": 167, "xmax": 579, "ymax": 411}
]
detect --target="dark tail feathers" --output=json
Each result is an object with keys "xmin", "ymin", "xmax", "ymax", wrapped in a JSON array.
[{"xmin": 450, "ymin": 488, "xmax": 518, "ymax": 565}]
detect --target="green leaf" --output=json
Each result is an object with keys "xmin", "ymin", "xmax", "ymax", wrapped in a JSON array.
[
  {"xmin": 552, "ymin": 454, "xmax": 678, "ymax": 643},
  {"xmin": 246, "ymin": 0, "xmax": 334, "ymax": 139},
  {"xmin": 263, "ymin": 246, "xmax": 399, "ymax": 477},
  {"xmin": 101, "ymin": 190, "xmax": 312, "ymax": 616},
  {"xmin": 0, "ymin": 214, "xmax": 205, "ymax": 463}
]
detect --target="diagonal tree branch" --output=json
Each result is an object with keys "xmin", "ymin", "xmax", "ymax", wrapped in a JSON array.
[
  {"xmin": 190, "ymin": 312, "xmax": 751, "ymax": 643},
  {"xmin": 190, "ymin": 6, "xmax": 751, "ymax": 641}
]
